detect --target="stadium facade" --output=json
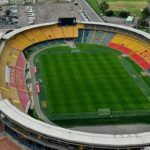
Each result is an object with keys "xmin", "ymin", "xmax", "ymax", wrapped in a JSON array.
[{"xmin": 0, "ymin": 22, "xmax": 150, "ymax": 150}]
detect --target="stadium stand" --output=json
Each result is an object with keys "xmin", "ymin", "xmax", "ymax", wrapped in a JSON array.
[
  {"xmin": 0, "ymin": 22, "xmax": 150, "ymax": 149},
  {"xmin": 108, "ymin": 33, "xmax": 150, "ymax": 69},
  {"xmin": 23, "ymin": 29, "xmax": 40, "ymax": 44},
  {"xmin": 28, "ymin": 27, "xmax": 47, "ymax": 42},
  {"xmin": 62, "ymin": 26, "xmax": 75, "ymax": 38},
  {"xmin": 9, "ymin": 53, "xmax": 30, "ymax": 112},
  {"xmin": 85, "ymin": 30, "xmax": 94, "ymax": 43},
  {"xmin": 6, "ymin": 34, "xmax": 32, "ymax": 51},
  {"xmin": 83, "ymin": 29, "xmax": 89, "ymax": 43},
  {"xmin": 0, "ymin": 23, "xmax": 84, "ymax": 113},
  {"xmin": 40, "ymin": 26, "xmax": 56, "ymax": 40},
  {"xmin": 1, "ymin": 22, "xmax": 150, "ymax": 114},
  {"xmin": 130, "ymin": 53, "xmax": 150, "ymax": 69},
  {"xmin": 74, "ymin": 29, "xmax": 84, "ymax": 43},
  {"xmin": 93, "ymin": 30, "xmax": 105, "ymax": 44},
  {"xmin": 108, "ymin": 42, "xmax": 131, "ymax": 55},
  {"xmin": 73, "ymin": 27, "xmax": 150, "ymax": 70},
  {"xmin": 101, "ymin": 32, "xmax": 116, "ymax": 45},
  {"xmin": 75, "ymin": 29, "xmax": 116, "ymax": 45}
]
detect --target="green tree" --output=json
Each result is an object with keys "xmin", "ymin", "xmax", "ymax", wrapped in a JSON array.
[
  {"xmin": 138, "ymin": 7, "xmax": 150, "ymax": 27},
  {"xmin": 141, "ymin": 7, "xmax": 150, "ymax": 20},
  {"xmin": 99, "ymin": 1, "xmax": 109, "ymax": 14}
]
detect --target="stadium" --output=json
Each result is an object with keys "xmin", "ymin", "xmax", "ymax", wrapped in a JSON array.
[{"xmin": 0, "ymin": 19, "xmax": 150, "ymax": 150}]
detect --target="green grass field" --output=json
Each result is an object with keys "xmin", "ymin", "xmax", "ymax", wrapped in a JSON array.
[
  {"xmin": 34, "ymin": 44, "xmax": 150, "ymax": 126},
  {"xmin": 86, "ymin": 0, "xmax": 148, "ymax": 16}
]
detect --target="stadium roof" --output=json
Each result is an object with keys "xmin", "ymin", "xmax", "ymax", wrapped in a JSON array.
[
  {"xmin": 1, "ymin": 99, "xmax": 150, "ymax": 147},
  {"xmin": 2, "ymin": 22, "xmax": 150, "ymax": 40}
]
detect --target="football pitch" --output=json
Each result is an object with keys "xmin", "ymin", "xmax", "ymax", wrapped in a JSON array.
[
  {"xmin": 86, "ymin": 0, "xmax": 148, "ymax": 16},
  {"xmin": 34, "ymin": 44, "xmax": 150, "ymax": 126}
]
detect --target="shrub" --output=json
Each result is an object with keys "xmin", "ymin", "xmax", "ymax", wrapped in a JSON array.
[
  {"xmin": 105, "ymin": 10, "xmax": 114, "ymax": 17},
  {"xmin": 119, "ymin": 11, "xmax": 130, "ymax": 18}
]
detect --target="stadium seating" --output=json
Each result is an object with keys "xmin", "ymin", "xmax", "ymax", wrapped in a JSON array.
[
  {"xmin": 130, "ymin": 53, "xmax": 150, "ymax": 69},
  {"xmin": 0, "ymin": 46, "xmax": 18, "ymax": 66},
  {"xmin": 70, "ymin": 28, "xmax": 150, "ymax": 70},
  {"xmin": 0, "ymin": 23, "xmax": 84, "ymax": 112},
  {"xmin": 73, "ymin": 28, "xmax": 150, "ymax": 70},
  {"xmin": 83, "ymin": 30, "xmax": 90, "ymax": 43},
  {"xmin": 93, "ymin": 30, "xmax": 105, "ymax": 44},
  {"xmin": 9, "ymin": 53, "xmax": 29, "ymax": 112},
  {"xmin": 75, "ymin": 29, "xmax": 116, "ymax": 46},
  {"xmin": 1, "ymin": 22, "xmax": 150, "ymax": 150},
  {"xmin": 48, "ymin": 25, "xmax": 77, "ymax": 39},
  {"xmin": 109, "ymin": 33, "xmax": 150, "ymax": 69},
  {"xmin": 108, "ymin": 42, "xmax": 131, "ymax": 55},
  {"xmin": 101, "ymin": 32, "xmax": 116, "ymax": 45},
  {"xmin": 85, "ymin": 30, "xmax": 94, "ymax": 43},
  {"xmin": 23, "ymin": 29, "xmax": 40, "ymax": 44},
  {"xmin": 53, "ymin": 26, "xmax": 64, "ymax": 39},
  {"xmin": 30, "ymin": 27, "xmax": 47, "ymax": 41},
  {"xmin": 62, "ymin": 26, "xmax": 75, "ymax": 38},
  {"xmin": 1, "ymin": 22, "xmax": 150, "ymax": 114},
  {"xmin": 74, "ymin": 29, "xmax": 84, "ymax": 43},
  {"xmin": 6, "ymin": 34, "xmax": 32, "ymax": 50},
  {"xmin": 40, "ymin": 26, "xmax": 56, "ymax": 40}
]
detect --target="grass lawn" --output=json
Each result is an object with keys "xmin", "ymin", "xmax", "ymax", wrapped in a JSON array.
[
  {"xmin": 86, "ymin": 0, "xmax": 148, "ymax": 16},
  {"xmin": 33, "ymin": 44, "xmax": 150, "ymax": 126}
]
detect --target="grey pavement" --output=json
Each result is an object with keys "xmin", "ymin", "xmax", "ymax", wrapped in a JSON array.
[
  {"xmin": 76, "ymin": 0, "xmax": 104, "ymax": 22},
  {"xmin": 0, "ymin": 0, "xmax": 104, "ymax": 30},
  {"xmin": 29, "ymin": 48, "xmax": 54, "ymax": 125},
  {"xmin": 28, "ymin": 46, "xmax": 63, "ymax": 126},
  {"xmin": 71, "ymin": 124, "xmax": 150, "ymax": 134}
]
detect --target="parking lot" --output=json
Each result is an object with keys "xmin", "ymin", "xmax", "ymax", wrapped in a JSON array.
[
  {"xmin": 0, "ymin": 1, "xmax": 83, "ymax": 29},
  {"xmin": 0, "ymin": 0, "xmax": 104, "ymax": 31}
]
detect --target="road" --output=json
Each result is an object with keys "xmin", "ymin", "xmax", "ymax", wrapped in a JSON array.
[{"xmin": 76, "ymin": 0, "xmax": 104, "ymax": 22}]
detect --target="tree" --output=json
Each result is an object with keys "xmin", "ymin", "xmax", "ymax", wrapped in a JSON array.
[
  {"xmin": 99, "ymin": 1, "xmax": 109, "ymax": 14},
  {"xmin": 138, "ymin": 7, "xmax": 150, "ymax": 27},
  {"xmin": 105, "ymin": 10, "xmax": 114, "ymax": 17},
  {"xmin": 119, "ymin": 11, "xmax": 130, "ymax": 18},
  {"xmin": 141, "ymin": 7, "xmax": 150, "ymax": 20}
]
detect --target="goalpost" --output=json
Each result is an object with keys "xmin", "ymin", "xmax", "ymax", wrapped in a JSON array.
[
  {"xmin": 98, "ymin": 108, "xmax": 110, "ymax": 116},
  {"xmin": 70, "ymin": 49, "xmax": 80, "ymax": 54}
]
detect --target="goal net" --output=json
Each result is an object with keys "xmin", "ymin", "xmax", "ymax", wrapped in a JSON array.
[
  {"xmin": 98, "ymin": 108, "xmax": 110, "ymax": 116},
  {"xmin": 70, "ymin": 49, "xmax": 80, "ymax": 54}
]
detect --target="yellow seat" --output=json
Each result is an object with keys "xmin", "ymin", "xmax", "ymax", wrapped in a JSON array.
[
  {"xmin": 110, "ymin": 34, "xmax": 150, "ymax": 63},
  {"xmin": 0, "ymin": 23, "xmax": 85, "ymax": 111},
  {"xmin": 6, "ymin": 33, "xmax": 32, "ymax": 51}
]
